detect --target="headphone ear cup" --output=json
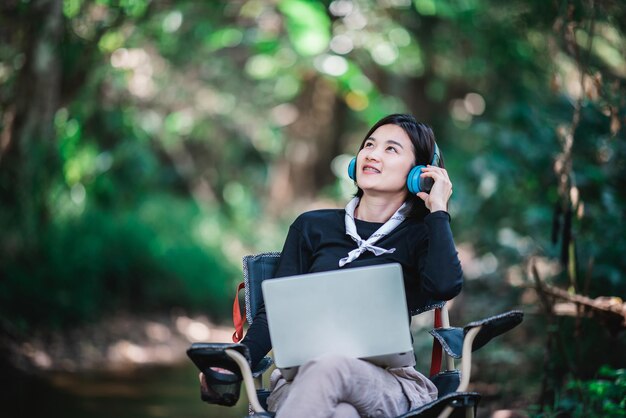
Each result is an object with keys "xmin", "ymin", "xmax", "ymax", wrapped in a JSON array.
[
  {"xmin": 348, "ymin": 158, "xmax": 357, "ymax": 181},
  {"xmin": 407, "ymin": 165, "xmax": 424, "ymax": 194}
]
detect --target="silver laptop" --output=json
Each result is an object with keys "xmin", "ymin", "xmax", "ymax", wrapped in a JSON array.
[{"xmin": 261, "ymin": 263, "xmax": 415, "ymax": 381}]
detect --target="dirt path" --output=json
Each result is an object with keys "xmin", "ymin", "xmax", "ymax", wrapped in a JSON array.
[{"xmin": 3, "ymin": 312, "xmax": 234, "ymax": 373}]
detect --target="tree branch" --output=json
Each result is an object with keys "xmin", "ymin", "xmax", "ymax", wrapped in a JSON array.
[{"xmin": 534, "ymin": 273, "xmax": 626, "ymax": 334}]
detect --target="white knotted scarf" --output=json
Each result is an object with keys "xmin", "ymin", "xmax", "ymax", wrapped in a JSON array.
[{"xmin": 338, "ymin": 197, "xmax": 411, "ymax": 267}]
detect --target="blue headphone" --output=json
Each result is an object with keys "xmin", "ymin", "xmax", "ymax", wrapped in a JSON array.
[{"xmin": 347, "ymin": 142, "xmax": 441, "ymax": 194}]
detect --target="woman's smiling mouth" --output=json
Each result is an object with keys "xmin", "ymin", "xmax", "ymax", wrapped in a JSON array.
[{"xmin": 363, "ymin": 164, "xmax": 381, "ymax": 174}]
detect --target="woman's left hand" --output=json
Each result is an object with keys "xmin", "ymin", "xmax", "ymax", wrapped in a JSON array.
[{"xmin": 416, "ymin": 165, "xmax": 453, "ymax": 213}]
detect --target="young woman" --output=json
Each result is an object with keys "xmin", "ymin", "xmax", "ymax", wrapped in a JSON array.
[{"xmin": 205, "ymin": 114, "xmax": 463, "ymax": 418}]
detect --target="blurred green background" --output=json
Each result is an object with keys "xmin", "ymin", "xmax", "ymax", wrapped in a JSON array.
[{"xmin": 1, "ymin": 0, "xmax": 625, "ymax": 417}]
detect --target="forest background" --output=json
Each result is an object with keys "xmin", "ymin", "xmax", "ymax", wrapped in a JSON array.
[{"xmin": 1, "ymin": 0, "xmax": 625, "ymax": 417}]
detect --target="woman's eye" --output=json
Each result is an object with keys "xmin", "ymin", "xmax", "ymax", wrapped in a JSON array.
[
  {"xmin": 387, "ymin": 146, "xmax": 397, "ymax": 153},
  {"xmin": 364, "ymin": 142, "xmax": 374, "ymax": 148}
]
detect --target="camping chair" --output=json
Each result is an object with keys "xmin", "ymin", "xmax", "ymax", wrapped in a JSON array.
[{"xmin": 188, "ymin": 252, "xmax": 523, "ymax": 418}]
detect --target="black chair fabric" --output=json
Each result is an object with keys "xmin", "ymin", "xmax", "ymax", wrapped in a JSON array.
[
  {"xmin": 241, "ymin": 253, "xmax": 280, "ymax": 379},
  {"xmin": 396, "ymin": 392, "xmax": 481, "ymax": 418},
  {"xmin": 429, "ymin": 327, "xmax": 464, "ymax": 359},
  {"xmin": 464, "ymin": 310, "xmax": 524, "ymax": 352},
  {"xmin": 429, "ymin": 310, "xmax": 524, "ymax": 359},
  {"xmin": 252, "ymin": 355, "xmax": 274, "ymax": 378},
  {"xmin": 243, "ymin": 252, "xmax": 281, "ymax": 323},
  {"xmin": 187, "ymin": 343, "xmax": 250, "ymax": 406},
  {"xmin": 409, "ymin": 297, "xmax": 446, "ymax": 316},
  {"xmin": 429, "ymin": 370, "xmax": 461, "ymax": 397}
]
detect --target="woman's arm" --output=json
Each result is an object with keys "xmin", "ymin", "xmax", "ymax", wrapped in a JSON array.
[
  {"xmin": 418, "ymin": 211, "xmax": 463, "ymax": 300},
  {"xmin": 241, "ymin": 305, "xmax": 271, "ymax": 368},
  {"xmin": 241, "ymin": 219, "xmax": 313, "ymax": 368},
  {"xmin": 414, "ymin": 166, "xmax": 462, "ymax": 300}
]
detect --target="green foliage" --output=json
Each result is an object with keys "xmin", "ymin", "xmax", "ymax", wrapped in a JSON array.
[
  {"xmin": 1, "ymin": 2, "xmax": 625, "ymax": 413},
  {"xmin": 0, "ymin": 194, "xmax": 235, "ymax": 331},
  {"xmin": 530, "ymin": 367, "xmax": 626, "ymax": 418},
  {"xmin": 278, "ymin": 0, "xmax": 331, "ymax": 56}
]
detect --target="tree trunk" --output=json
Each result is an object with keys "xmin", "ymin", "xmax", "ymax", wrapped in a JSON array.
[
  {"xmin": 267, "ymin": 75, "xmax": 343, "ymax": 214},
  {"xmin": 0, "ymin": 0, "xmax": 63, "ymax": 253}
]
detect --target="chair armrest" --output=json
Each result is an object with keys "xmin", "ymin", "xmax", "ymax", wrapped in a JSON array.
[
  {"xmin": 429, "ymin": 327, "xmax": 464, "ymax": 359},
  {"xmin": 187, "ymin": 342, "xmax": 250, "ymax": 379},
  {"xmin": 187, "ymin": 343, "xmax": 247, "ymax": 406},
  {"xmin": 186, "ymin": 343, "xmax": 267, "ymax": 413},
  {"xmin": 428, "ymin": 310, "xmax": 524, "ymax": 359},
  {"xmin": 464, "ymin": 310, "xmax": 524, "ymax": 352}
]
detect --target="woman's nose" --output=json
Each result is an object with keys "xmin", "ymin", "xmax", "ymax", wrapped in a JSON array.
[{"xmin": 364, "ymin": 148, "xmax": 380, "ymax": 161}]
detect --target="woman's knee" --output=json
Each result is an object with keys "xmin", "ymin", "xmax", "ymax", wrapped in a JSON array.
[
  {"xmin": 297, "ymin": 354, "xmax": 358, "ymax": 383},
  {"xmin": 332, "ymin": 402, "xmax": 360, "ymax": 418},
  {"xmin": 302, "ymin": 354, "xmax": 351, "ymax": 371}
]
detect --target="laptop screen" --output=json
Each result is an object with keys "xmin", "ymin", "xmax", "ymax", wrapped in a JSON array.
[{"xmin": 261, "ymin": 263, "xmax": 415, "ymax": 371}]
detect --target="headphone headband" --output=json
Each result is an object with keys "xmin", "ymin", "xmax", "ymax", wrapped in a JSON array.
[{"xmin": 431, "ymin": 142, "xmax": 441, "ymax": 167}]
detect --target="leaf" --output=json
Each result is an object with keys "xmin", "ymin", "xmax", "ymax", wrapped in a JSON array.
[{"xmin": 278, "ymin": 0, "xmax": 330, "ymax": 56}]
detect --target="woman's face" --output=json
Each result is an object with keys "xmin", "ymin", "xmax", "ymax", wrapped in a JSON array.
[{"xmin": 356, "ymin": 124, "xmax": 416, "ymax": 196}]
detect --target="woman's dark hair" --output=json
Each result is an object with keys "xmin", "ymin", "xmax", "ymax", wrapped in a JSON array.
[{"xmin": 354, "ymin": 113, "xmax": 444, "ymax": 219}]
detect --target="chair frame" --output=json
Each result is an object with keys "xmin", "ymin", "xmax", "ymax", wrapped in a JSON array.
[
  {"xmin": 229, "ymin": 308, "xmax": 487, "ymax": 418},
  {"xmin": 208, "ymin": 252, "xmax": 524, "ymax": 418}
]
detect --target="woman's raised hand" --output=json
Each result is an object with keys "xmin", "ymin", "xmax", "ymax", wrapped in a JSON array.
[{"xmin": 415, "ymin": 165, "xmax": 452, "ymax": 213}]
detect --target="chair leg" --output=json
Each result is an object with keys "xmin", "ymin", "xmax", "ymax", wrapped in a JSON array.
[
  {"xmin": 436, "ymin": 402, "xmax": 476, "ymax": 418},
  {"xmin": 224, "ymin": 349, "xmax": 266, "ymax": 414},
  {"xmin": 436, "ymin": 326, "xmax": 483, "ymax": 418},
  {"xmin": 438, "ymin": 405, "xmax": 454, "ymax": 418},
  {"xmin": 457, "ymin": 327, "xmax": 482, "ymax": 392},
  {"xmin": 441, "ymin": 305, "xmax": 455, "ymax": 371}
]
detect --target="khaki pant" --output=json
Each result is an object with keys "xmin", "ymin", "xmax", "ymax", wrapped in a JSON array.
[{"xmin": 267, "ymin": 355, "xmax": 437, "ymax": 418}]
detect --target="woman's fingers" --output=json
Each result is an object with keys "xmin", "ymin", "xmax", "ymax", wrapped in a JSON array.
[
  {"xmin": 199, "ymin": 372, "xmax": 208, "ymax": 391},
  {"xmin": 420, "ymin": 166, "xmax": 451, "ymax": 187},
  {"xmin": 420, "ymin": 170, "xmax": 451, "ymax": 191},
  {"xmin": 417, "ymin": 165, "xmax": 452, "ymax": 212},
  {"xmin": 420, "ymin": 165, "xmax": 449, "ymax": 180},
  {"xmin": 198, "ymin": 367, "xmax": 235, "ymax": 389},
  {"xmin": 210, "ymin": 367, "xmax": 235, "ymax": 375}
]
